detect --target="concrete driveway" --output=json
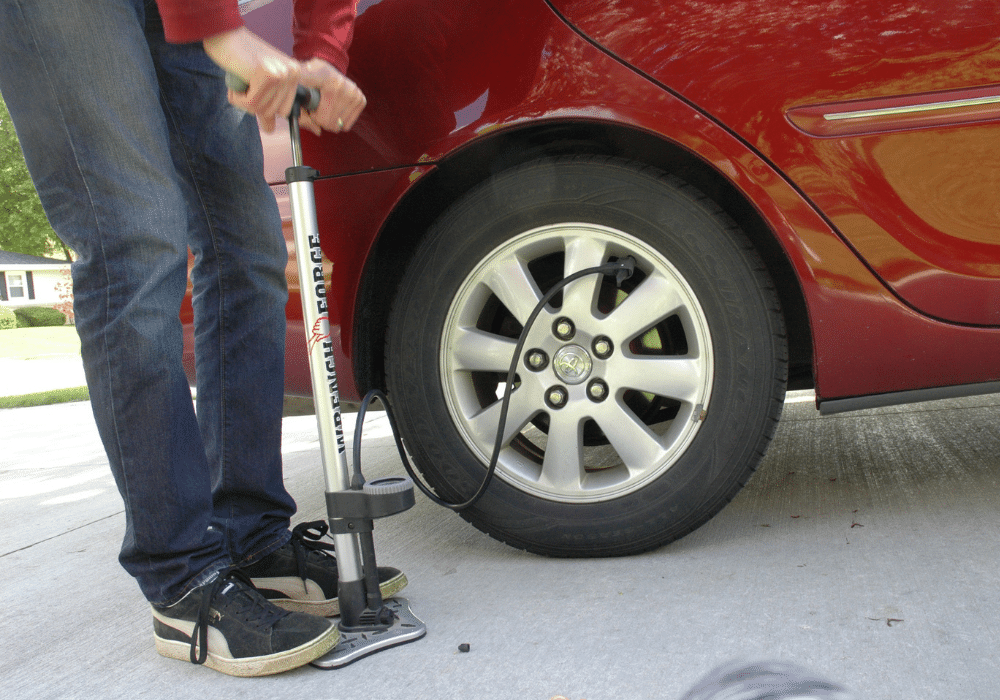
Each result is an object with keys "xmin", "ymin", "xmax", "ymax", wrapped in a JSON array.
[{"xmin": 2, "ymin": 391, "xmax": 998, "ymax": 699}]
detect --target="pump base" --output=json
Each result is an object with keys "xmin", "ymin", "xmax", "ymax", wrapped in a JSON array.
[{"xmin": 310, "ymin": 598, "xmax": 426, "ymax": 669}]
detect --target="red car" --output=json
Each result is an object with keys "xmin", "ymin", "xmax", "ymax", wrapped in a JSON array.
[{"xmin": 184, "ymin": 0, "xmax": 1000, "ymax": 557}]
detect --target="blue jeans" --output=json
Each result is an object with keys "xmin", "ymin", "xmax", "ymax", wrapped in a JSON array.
[{"xmin": 0, "ymin": 0, "xmax": 296, "ymax": 605}]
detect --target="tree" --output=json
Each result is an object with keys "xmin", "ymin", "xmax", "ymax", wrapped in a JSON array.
[
  {"xmin": 0, "ymin": 92, "xmax": 71, "ymax": 260},
  {"xmin": 53, "ymin": 267, "xmax": 75, "ymax": 324}
]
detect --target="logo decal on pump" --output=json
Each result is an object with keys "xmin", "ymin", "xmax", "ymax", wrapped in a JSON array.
[{"xmin": 309, "ymin": 315, "xmax": 330, "ymax": 355}]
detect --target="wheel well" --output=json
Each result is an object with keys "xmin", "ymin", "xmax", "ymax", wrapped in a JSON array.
[{"xmin": 353, "ymin": 122, "xmax": 814, "ymax": 394}]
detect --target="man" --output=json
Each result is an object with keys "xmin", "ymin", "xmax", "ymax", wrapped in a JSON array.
[{"xmin": 0, "ymin": 0, "xmax": 403, "ymax": 676}]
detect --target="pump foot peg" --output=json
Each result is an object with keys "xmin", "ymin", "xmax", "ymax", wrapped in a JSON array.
[{"xmin": 310, "ymin": 598, "xmax": 426, "ymax": 669}]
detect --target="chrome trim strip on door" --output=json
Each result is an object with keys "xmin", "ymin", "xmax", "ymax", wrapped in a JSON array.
[{"xmin": 824, "ymin": 94, "xmax": 1000, "ymax": 121}]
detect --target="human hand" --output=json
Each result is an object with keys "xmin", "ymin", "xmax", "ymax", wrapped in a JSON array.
[
  {"xmin": 297, "ymin": 58, "xmax": 367, "ymax": 136},
  {"xmin": 203, "ymin": 27, "xmax": 302, "ymax": 133}
]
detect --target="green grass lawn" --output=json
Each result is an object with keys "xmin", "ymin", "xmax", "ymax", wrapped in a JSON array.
[
  {"xmin": 0, "ymin": 325, "xmax": 310, "ymax": 413},
  {"xmin": 0, "ymin": 326, "xmax": 81, "ymax": 359},
  {"xmin": 0, "ymin": 326, "xmax": 86, "ymax": 406},
  {"xmin": 0, "ymin": 386, "xmax": 89, "ymax": 409}
]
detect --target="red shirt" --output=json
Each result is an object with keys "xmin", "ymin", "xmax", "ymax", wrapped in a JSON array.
[{"xmin": 155, "ymin": 0, "xmax": 355, "ymax": 72}]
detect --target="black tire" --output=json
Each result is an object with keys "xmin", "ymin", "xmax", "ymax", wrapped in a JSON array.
[{"xmin": 386, "ymin": 156, "xmax": 786, "ymax": 556}]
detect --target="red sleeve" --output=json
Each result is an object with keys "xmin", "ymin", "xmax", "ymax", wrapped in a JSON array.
[
  {"xmin": 292, "ymin": 0, "xmax": 357, "ymax": 73},
  {"xmin": 155, "ymin": 0, "xmax": 245, "ymax": 44}
]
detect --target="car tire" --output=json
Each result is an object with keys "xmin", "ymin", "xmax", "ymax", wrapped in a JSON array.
[{"xmin": 386, "ymin": 156, "xmax": 787, "ymax": 556}]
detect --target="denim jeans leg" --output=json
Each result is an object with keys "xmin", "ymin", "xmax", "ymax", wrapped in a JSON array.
[
  {"xmin": 145, "ymin": 16, "xmax": 297, "ymax": 568},
  {"xmin": 0, "ymin": 0, "xmax": 291, "ymax": 603}
]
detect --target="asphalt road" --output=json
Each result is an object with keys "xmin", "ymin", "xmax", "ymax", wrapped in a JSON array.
[{"xmin": 3, "ymin": 391, "xmax": 999, "ymax": 699}]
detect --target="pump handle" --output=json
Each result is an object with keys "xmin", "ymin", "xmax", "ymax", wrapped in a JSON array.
[{"xmin": 224, "ymin": 73, "xmax": 321, "ymax": 113}]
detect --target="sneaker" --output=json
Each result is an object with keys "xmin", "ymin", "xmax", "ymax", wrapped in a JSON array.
[
  {"xmin": 242, "ymin": 520, "xmax": 408, "ymax": 617},
  {"xmin": 152, "ymin": 568, "xmax": 339, "ymax": 677}
]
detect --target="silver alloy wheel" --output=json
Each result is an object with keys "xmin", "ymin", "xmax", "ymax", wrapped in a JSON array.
[{"xmin": 440, "ymin": 222, "xmax": 714, "ymax": 503}]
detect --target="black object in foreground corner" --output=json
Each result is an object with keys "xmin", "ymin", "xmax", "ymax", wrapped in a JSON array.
[{"xmin": 679, "ymin": 661, "xmax": 859, "ymax": 700}]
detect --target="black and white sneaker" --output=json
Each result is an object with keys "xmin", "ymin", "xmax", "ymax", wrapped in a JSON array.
[
  {"xmin": 152, "ymin": 568, "xmax": 339, "ymax": 677},
  {"xmin": 242, "ymin": 520, "xmax": 408, "ymax": 617}
]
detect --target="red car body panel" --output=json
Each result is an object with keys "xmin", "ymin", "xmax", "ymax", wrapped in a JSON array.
[
  {"xmin": 182, "ymin": 0, "xmax": 1000, "ymax": 408},
  {"xmin": 551, "ymin": 0, "xmax": 1000, "ymax": 327}
]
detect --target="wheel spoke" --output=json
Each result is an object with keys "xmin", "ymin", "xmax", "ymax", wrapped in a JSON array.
[
  {"xmin": 560, "ymin": 236, "xmax": 609, "ymax": 319},
  {"xmin": 450, "ymin": 327, "xmax": 518, "ymax": 372},
  {"xmin": 594, "ymin": 402, "xmax": 668, "ymax": 472},
  {"xmin": 466, "ymin": 390, "xmax": 539, "ymax": 448},
  {"xmin": 606, "ymin": 273, "xmax": 685, "ymax": 342},
  {"xmin": 487, "ymin": 257, "xmax": 543, "ymax": 326},
  {"xmin": 538, "ymin": 414, "xmax": 584, "ymax": 492},
  {"xmin": 611, "ymin": 356, "xmax": 706, "ymax": 404}
]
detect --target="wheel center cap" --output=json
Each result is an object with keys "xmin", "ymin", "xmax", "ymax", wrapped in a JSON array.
[{"xmin": 552, "ymin": 345, "xmax": 593, "ymax": 385}]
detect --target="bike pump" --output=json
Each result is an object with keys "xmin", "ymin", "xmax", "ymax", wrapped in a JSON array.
[{"xmin": 254, "ymin": 79, "xmax": 427, "ymax": 668}]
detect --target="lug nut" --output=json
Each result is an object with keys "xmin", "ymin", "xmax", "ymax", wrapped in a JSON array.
[
  {"xmin": 525, "ymin": 349, "xmax": 548, "ymax": 371},
  {"xmin": 587, "ymin": 379, "xmax": 609, "ymax": 402},
  {"xmin": 592, "ymin": 336, "xmax": 614, "ymax": 359},
  {"xmin": 546, "ymin": 386, "xmax": 569, "ymax": 409},
  {"xmin": 553, "ymin": 317, "xmax": 575, "ymax": 341}
]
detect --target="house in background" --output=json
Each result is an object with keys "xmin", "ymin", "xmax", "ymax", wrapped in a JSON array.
[{"xmin": 0, "ymin": 249, "xmax": 71, "ymax": 310}]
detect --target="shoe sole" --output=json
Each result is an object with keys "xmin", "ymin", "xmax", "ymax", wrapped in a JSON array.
[
  {"xmin": 154, "ymin": 622, "xmax": 339, "ymax": 677},
  {"xmin": 267, "ymin": 571, "xmax": 408, "ymax": 617}
]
